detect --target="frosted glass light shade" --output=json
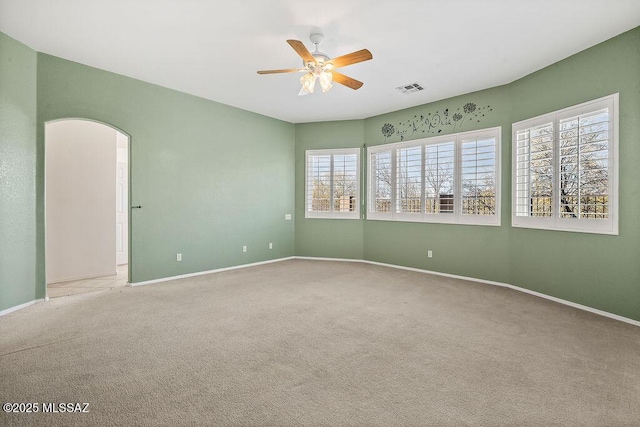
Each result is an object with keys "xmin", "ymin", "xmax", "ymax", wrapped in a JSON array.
[
  {"xmin": 300, "ymin": 72, "xmax": 316, "ymax": 94},
  {"xmin": 319, "ymin": 71, "xmax": 333, "ymax": 93}
]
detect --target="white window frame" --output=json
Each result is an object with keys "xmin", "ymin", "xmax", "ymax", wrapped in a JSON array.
[
  {"xmin": 305, "ymin": 148, "xmax": 361, "ymax": 219},
  {"xmin": 367, "ymin": 127, "xmax": 501, "ymax": 226},
  {"xmin": 511, "ymin": 94, "xmax": 619, "ymax": 235}
]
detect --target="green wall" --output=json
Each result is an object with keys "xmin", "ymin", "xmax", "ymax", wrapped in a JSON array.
[
  {"xmin": 2, "ymin": 26, "xmax": 639, "ymax": 322},
  {"xmin": 35, "ymin": 54, "xmax": 295, "ymax": 288},
  {"xmin": 0, "ymin": 33, "xmax": 38, "ymax": 311},
  {"xmin": 295, "ymin": 120, "xmax": 365, "ymax": 259},
  {"xmin": 507, "ymin": 27, "xmax": 640, "ymax": 319},
  {"xmin": 363, "ymin": 88, "xmax": 511, "ymax": 282},
  {"xmin": 295, "ymin": 27, "xmax": 640, "ymax": 321}
]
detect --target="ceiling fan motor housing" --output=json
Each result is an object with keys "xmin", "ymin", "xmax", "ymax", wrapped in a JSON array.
[{"xmin": 307, "ymin": 33, "xmax": 330, "ymax": 67}]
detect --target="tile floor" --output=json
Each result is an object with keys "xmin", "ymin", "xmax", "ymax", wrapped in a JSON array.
[{"xmin": 47, "ymin": 264, "xmax": 128, "ymax": 298}]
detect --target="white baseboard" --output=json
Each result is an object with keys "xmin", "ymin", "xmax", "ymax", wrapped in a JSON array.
[
  {"xmin": 293, "ymin": 256, "xmax": 640, "ymax": 328},
  {"xmin": 0, "ymin": 299, "xmax": 45, "ymax": 317},
  {"xmin": 496, "ymin": 284, "xmax": 640, "ymax": 327},
  {"xmin": 294, "ymin": 256, "xmax": 363, "ymax": 264},
  {"xmin": 129, "ymin": 257, "xmax": 296, "ymax": 287}
]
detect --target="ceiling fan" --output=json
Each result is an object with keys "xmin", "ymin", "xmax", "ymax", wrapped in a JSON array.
[{"xmin": 257, "ymin": 33, "xmax": 372, "ymax": 95}]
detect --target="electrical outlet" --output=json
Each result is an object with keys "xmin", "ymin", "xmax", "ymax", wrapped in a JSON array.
[
  {"xmin": 427, "ymin": 251, "xmax": 433, "ymax": 258},
  {"xmin": 176, "ymin": 253, "xmax": 182, "ymax": 261},
  {"xmin": 269, "ymin": 243, "xmax": 273, "ymax": 249},
  {"xmin": 242, "ymin": 245, "xmax": 247, "ymax": 253},
  {"xmin": 285, "ymin": 214, "xmax": 292, "ymax": 220}
]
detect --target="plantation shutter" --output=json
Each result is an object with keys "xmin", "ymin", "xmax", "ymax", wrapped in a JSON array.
[
  {"xmin": 515, "ymin": 122, "xmax": 554, "ymax": 217},
  {"xmin": 558, "ymin": 109, "xmax": 609, "ymax": 219},
  {"xmin": 396, "ymin": 146, "xmax": 422, "ymax": 213},
  {"xmin": 307, "ymin": 154, "xmax": 331, "ymax": 212},
  {"xmin": 333, "ymin": 154, "xmax": 358, "ymax": 213},
  {"xmin": 368, "ymin": 127, "xmax": 500, "ymax": 225},
  {"xmin": 425, "ymin": 142, "xmax": 455, "ymax": 214},
  {"xmin": 305, "ymin": 148, "xmax": 360, "ymax": 219},
  {"xmin": 512, "ymin": 94, "xmax": 617, "ymax": 234},
  {"xmin": 461, "ymin": 137, "xmax": 497, "ymax": 216},
  {"xmin": 370, "ymin": 150, "xmax": 392, "ymax": 213}
]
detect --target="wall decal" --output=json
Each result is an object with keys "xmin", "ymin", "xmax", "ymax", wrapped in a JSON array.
[{"xmin": 381, "ymin": 102, "xmax": 493, "ymax": 142}]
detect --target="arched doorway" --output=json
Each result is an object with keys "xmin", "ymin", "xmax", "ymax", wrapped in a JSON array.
[{"xmin": 44, "ymin": 119, "xmax": 131, "ymax": 298}]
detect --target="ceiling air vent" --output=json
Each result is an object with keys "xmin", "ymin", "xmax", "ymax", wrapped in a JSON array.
[{"xmin": 396, "ymin": 83, "xmax": 424, "ymax": 94}]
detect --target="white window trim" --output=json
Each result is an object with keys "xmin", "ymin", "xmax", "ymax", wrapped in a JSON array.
[
  {"xmin": 305, "ymin": 148, "xmax": 361, "ymax": 219},
  {"xmin": 511, "ymin": 94, "xmax": 619, "ymax": 235},
  {"xmin": 367, "ymin": 127, "xmax": 501, "ymax": 226}
]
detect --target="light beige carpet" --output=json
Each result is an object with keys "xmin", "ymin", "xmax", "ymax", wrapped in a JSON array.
[{"xmin": 1, "ymin": 259, "xmax": 639, "ymax": 426}]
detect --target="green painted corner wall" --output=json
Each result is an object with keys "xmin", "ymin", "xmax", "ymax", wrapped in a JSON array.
[
  {"xmin": 363, "ymin": 87, "xmax": 512, "ymax": 283},
  {"xmin": 294, "ymin": 85, "xmax": 512, "ymax": 283},
  {"xmin": 294, "ymin": 27, "xmax": 640, "ymax": 321},
  {"xmin": 295, "ymin": 120, "xmax": 365, "ymax": 259},
  {"xmin": 0, "ymin": 33, "xmax": 38, "ymax": 311},
  {"xmin": 507, "ymin": 27, "xmax": 640, "ymax": 319},
  {"xmin": 36, "ymin": 54, "xmax": 295, "ymax": 288}
]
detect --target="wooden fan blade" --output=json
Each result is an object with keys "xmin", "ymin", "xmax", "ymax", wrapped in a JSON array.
[
  {"xmin": 327, "ymin": 49, "xmax": 372, "ymax": 69},
  {"xmin": 257, "ymin": 68, "xmax": 301, "ymax": 74},
  {"xmin": 332, "ymin": 71, "xmax": 364, "ymax": 90},
  {"xmin": 287, "ymin": 40, "xmax": 315, "ymax": 64}
]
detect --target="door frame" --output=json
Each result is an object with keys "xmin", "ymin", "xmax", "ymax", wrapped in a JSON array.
[{"xmin": 43, "ymin": 118, "xmax": 133, "ymax": 298}]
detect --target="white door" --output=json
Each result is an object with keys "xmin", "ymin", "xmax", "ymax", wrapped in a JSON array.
[{"xmin": 116, "ymin": 158, "xmax": 128, "ymax": 265}]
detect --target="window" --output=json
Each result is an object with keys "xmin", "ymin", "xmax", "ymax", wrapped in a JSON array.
[
  {"xmin": 305, "ymin": 148, "xmax": 360, "ymax": 219},
  {"xmin": 368, "ymin": 127, "xmax": 500, "ymax": 225},
  {"xmin": 512, "ymin": 94, "xmax": 618, "ymax": 234}
]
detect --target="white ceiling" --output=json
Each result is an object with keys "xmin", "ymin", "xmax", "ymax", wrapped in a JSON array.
[{"xmin": 1, "ymin": 0, "xmax": 639, "ymax": 123}]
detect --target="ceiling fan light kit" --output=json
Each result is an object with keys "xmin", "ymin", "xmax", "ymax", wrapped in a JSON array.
[
  {"xmin": 318, "ymin": 71, "xmax": 333, "ymax": 93},
  {"xmin": 258, "ymin": 33, "xmax": 372, "ymax": 95},
  {"xmin": 300, "ymin": 72, "xmax": 316, "ymax": 93}
]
